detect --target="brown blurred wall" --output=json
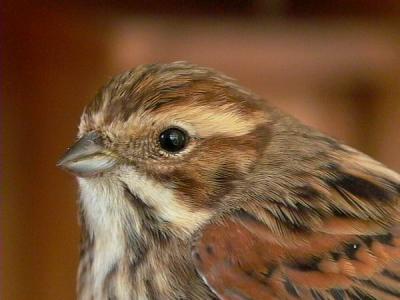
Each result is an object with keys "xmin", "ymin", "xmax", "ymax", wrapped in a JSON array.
[{"xmin": 2, "ymin": 2, "xmax": 400, "ymax": 299}]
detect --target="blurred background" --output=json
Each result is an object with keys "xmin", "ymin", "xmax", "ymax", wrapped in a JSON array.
[{"xmin": 2, "ymin": 1, "xmax": 400, "ymax": 299}]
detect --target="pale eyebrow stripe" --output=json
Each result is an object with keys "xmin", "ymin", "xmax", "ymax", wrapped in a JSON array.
[{"xmin": 155, "ymin": 104, "xmax": 266, "ymax": 138}]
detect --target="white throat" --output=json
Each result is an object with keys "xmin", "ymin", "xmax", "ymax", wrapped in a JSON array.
[
  {"xmin": 78, "ymin": 177, "xmax": 129, "ymax": 296},
  {"xmin": 77, "ymin": 167, "xmax": 212, "ymax": 297}
]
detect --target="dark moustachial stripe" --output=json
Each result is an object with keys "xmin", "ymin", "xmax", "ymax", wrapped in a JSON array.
[
  {"xmin": 123, "ymin": 182, "xmax": 172, "ymax": 242},
  {"xmin": 122, "ymin": 182, "xmax": 174, "ymax": 287},
  {"xmin": 123, "ymin": 183, "xmax": 153, "ymax": 211},
  {"xmin": 122, "ymin": 184, "xmax": 152, "ymax": 270}
]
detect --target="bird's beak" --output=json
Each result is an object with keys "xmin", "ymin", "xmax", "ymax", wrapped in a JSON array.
[{"xmin": 57, "ymin": 132, "xmax": 118, "ymax": 177}]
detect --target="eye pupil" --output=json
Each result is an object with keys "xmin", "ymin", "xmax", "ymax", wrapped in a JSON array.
[{"xmin": 159, "ymin": 128, "xmax": 187, "ymax": 152}]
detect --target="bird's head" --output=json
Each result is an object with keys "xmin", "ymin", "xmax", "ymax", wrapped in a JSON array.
[{"xmin": 58, "ymin": 62, "xmax": 270, "ymax": 237}]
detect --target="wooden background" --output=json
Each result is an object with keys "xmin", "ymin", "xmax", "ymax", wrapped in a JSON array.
[{"xmin": 2, "ymin": 1, "xmax": 400, "ymax": 299}]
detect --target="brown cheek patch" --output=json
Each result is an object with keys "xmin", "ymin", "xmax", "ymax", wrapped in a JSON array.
[
  {"xmin": 182, "ymin": 142, "xmax": 253, "ymax": 206},
  {"xmin": 151, "ymin": 125, "xmax": 270, "ymax": 208},
  {"xmin": 171, "ymin": 162, "xmax": 242, "ymax": 207},
  {"xmin": 156, "ymin": 169, "xmax": 208, "ymax": 208}
]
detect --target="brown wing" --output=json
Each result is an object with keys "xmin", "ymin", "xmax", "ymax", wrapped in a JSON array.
[
  {"xmin": 192, "ymin": 148, "xmax": 400, "ymax": 300},
  {"xmin": 193, "ymin": 214, "xmax": 400, "ymax": 300}
]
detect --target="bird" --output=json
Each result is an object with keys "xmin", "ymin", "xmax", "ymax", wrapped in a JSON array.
[{"xmin": 58, "ymin": 62, "xmax": 400, "ymax": 300}]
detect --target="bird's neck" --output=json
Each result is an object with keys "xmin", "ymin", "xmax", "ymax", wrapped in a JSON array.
[
  {"xmin": 77, "ymin": 176, "xmax": 179, "ymax": 299},
  {"xmin": 76, "ymin": 168, "xmax": 216, "ymax": 298}
]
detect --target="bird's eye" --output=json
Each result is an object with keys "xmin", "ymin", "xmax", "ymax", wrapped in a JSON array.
[{"xmin": 159, "ymin": 128, "xmax": 187, "ymax": 152}]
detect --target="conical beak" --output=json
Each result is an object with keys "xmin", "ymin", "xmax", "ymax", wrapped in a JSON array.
[{"xmin": 57, "ymin": 132, "xmax": 118, "ymax": 177}]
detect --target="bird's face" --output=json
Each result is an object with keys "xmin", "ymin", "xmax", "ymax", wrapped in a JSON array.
[{"xmin": 59, "ymin": 63, "xmax": 269, "ymax": 236}]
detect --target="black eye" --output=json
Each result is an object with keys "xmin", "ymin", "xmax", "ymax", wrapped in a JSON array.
[{"xmin": 159, "ymin": 128, "xmax": 187, "ymax": 152}]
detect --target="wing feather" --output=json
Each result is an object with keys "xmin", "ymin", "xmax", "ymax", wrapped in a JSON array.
[{"xmin": 192, "ymin": 148, "xmax": 400, "ymax": 300}]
